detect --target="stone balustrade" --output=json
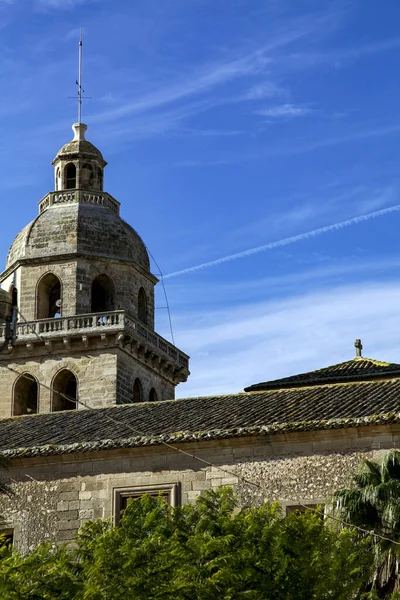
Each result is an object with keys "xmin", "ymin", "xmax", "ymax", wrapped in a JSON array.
[
  {"xmin": 0, "ymin": 311, "xmax": 189, "ymax": 370},
  {"xmin": 38, "ymin": 190, "xmax": 120, "ymax": 215}
]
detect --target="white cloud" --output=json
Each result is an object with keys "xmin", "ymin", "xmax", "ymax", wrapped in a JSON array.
[
  {"xmin": 88, "ymin": 18, "xmax": 322, "ymax": 125},
  {"xmin": 256, "ymin": 103, "xmax": 311, "ymax": 118},
  {"xmin": 242, "ymin": 82, "xmax": 286, "ymax": 100},
  {"xmin": 36, "ymin": 0, "xmax": 99, "ymax": 8},
  {"xmin": 173, "ymin": 280, "xmax": 400, "ymax": 398},
  {"xmin": 164, "ymin": 202, "xmax": 400, "ymax": 279}
]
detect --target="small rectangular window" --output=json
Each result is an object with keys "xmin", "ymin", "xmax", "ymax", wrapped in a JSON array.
[
  {"xmin": 113, "ymin": 483, "xmax": 180, "ymax": 525},
  {"xmin": 0, "ymin": 529, "xmax": 13, "ymax": 547}
]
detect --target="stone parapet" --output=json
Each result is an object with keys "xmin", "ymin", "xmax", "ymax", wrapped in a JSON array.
[
  {"xmin": 0, "ymin": 310, "xmax": 189, "ymax": 374},
  {"xmin": 38, "ymin": 190, "xmax": 120, "ymax": 215}
]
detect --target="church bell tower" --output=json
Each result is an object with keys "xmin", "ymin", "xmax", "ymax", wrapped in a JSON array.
[{"xmin": 0, "ymin": 121, "xmax": 189, "ymax": 418}]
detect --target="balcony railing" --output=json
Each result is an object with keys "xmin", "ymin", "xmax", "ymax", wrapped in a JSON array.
[
  {"xmin": 38, "ymin": 190, "xmax": 120, "ymax": 215},
  {"xmin": 0, "ymin": 310, "xmax": 189, "ymax": 370}
]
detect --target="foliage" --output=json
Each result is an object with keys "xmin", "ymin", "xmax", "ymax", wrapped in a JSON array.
[
  {"xmin": 0, "ymin": 487, "xmax": 373, "ymax": 600},
  {"xmin": 0, "ymin": 541, "xmax": 80, "ymax": 599},
  {"xmin": 331, "ymin": 450, "xmax": 400, "ymax": 598}
]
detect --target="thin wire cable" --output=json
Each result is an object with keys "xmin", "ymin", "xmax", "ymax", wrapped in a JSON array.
[
  {"xmin": 16, "ymin": 311, "xmax": 44, "ymax": 346},
  {"xmin": 3, "ymin": 364, "xmax": 399, "ymax": 546},
  {"xmin": 145, "ymin": 246, "xmax": 175, "ymax": 346}
]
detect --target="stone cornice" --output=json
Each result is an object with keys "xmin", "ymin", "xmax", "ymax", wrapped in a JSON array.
[
  {"xmin": 0, "ymin": 310, "xmax": 189, "ymax": 381},
  {"xmin": 0, "ymin": 253, "xmax": 159, "ymax": 285}
]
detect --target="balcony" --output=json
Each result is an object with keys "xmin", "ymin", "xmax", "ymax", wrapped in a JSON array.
[
  {"xmin": 38, "ymin": 190, "xmax": 120, "ymax": 215},
  {"xmin": 0, "ymin": 310, "xmax": 189, "ymax": 371}
]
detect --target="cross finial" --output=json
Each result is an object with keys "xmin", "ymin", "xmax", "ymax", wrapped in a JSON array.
[
  {"xmin": 77, "ymin": 28, "xmax": 83, "ymax": 124},
  {"xmin": 354, "ymin": 339, "xmax": 363, "ymax": 358}
]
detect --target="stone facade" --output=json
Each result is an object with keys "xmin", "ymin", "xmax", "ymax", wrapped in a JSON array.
[{"xmin": 0, "ymin": 424, "xmax": 397, "ymax": 552}]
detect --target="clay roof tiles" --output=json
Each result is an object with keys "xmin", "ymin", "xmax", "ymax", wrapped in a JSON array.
[
  {"xmin": 244, "ymin": 357, "xmax": 400, "ymax": 391},
  {"xmin": 1, "ymin": 370, "xmax": 400, "ymax": 459}
]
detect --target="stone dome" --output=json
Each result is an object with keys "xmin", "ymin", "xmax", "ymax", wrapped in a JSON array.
[
  {"xmin": 6, "ymin": 203, "xmax": 150, "ymax": 271},
  {"xmin": 52, "ymin": 123, "xmax": 106, "ymax": 166},
  {"xmin": 55, "ymin": 139, "xmax": 105, "ymax": 162}
]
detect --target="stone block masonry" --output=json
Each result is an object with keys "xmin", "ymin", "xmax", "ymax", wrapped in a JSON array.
[{"xmin": 1, "ymin": 425, "xmax": 399, "ymax": 552}]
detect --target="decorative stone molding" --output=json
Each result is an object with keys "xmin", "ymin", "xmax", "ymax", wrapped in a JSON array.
[{"xmin": 38, "ymin": 190, "xmax": 120, "ymax": 215}]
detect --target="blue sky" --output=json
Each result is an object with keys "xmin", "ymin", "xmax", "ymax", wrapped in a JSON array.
[{"xmin": 1, "ymin": 0, "xmax": 400, "ymax": 397}]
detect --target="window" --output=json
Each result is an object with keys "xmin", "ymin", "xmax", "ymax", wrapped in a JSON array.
[
  {"xmin": 52, "ymin": 369, "xmax": 77, "ymax": 412},
  {"xmin": 13, "ymin": 374, "xmax": 38, "ymax": 416},
  {"xmin": 132, "ymin": 378, "xmax": 142, "ymax": 403},
  {"xmin": 37, "ymin": 273, "xmax": 61, "ymax": 319},
  {"xmin": 81, "ymin": 163, "xmax": 94, "ymax": 189},
  {"xmin": 0, "ymin": 529, "xmax": 13, "ymax": 548},
  {"xmin": 65, "ymin": 163, "xmax": 76, "ymax": 189},
  {"xmin": 137, "ymin": 288, "xmax": 147, "ymax": 324},
  {"xmin": 56, "ymin": 167, "xmax": 61, "ymax": 191},
  {"xmin": 114, "ymin": 483, "xmax": 180, "ymax": 525},
  {"xmin": 91, "ymin": 274, "xmax": 115, "ymax": 313},
  {"xmin": 149, "ymin": 388, "xmax": 158, "ymax": 402}
]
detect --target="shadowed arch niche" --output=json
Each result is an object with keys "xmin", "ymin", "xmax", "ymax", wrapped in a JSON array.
[
  {"xmin": 37, "ymin": 273, "xmax": 61, "ymax": 319},
  {"xmin": 149, "ymin": 388, "xmax": 158, "ymax": 402},
  {"xmin": 91, "ymin": 274, "xmax": 115, "ymax": 313},
  {"xmin": 133, "ymin": 378, "xmax": 143, "ymax": 403},
  {"xmin": 13, "ymin": 374, "xmax": 38, "ymax": 416},
  {"xmin": 138, "ymin": 287, "xmax": 147, "ymax": 324},
  {"xmin": 65, "ymin": 163, "xmax": 76, "ymax": 189},
  {"xmin": 52, "ymin": 369, "xmax": 77, "ymax": 412}
]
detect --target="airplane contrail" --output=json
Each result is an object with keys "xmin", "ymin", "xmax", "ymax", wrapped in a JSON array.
[{"xmin": 163, "ymin": 203, "xmax": 400, "ymax": 279}]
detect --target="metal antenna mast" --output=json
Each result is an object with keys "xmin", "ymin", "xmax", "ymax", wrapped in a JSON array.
[{"xmin": 77, "ymin": 28, "xmax": 83, "ymax": 123}]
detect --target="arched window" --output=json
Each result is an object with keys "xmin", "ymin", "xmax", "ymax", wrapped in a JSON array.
[
  {"xmin": 149, "ymin": 388, "xmax": 158, "ymax": 402},
  {"xmin": 97, "ymin": 167, "xmax": 103, "ymax": 191},
  {"xmin": 138, "ymin": 288, "xmax": 147, "ymax": 324},
  {"xmin": 52, "ymin": 369, "xmax": 77, "ymax": 412},
  {"xmin": 91, "ymin": 274, "xmax": 115, "ymax": 313},
  {"xmin": 81, "ymin": 163, "xmax": 94, "ymax": 189},
  {"xmin": 37, "ymin": 273, "xmax": 61, "ymax": 319},
  {"xmin": 56, "ymin": 167, "xmax": 61, "ymax": 191},
  {"xmin": 133, "ymin": 378, "xmax": 143, "ymax": 403},
  {"xmin": 65, "ymin": 163, "xmax": 76, "ymax": 189},
  {"xmin": 13, "ymin": 374, "xmax": 38, "ymax": 416}
]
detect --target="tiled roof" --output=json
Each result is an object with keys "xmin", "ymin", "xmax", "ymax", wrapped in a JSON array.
[
  {"xmin": 1, "ymin": 377, "xmax": 400, "ymax": 459},
  {"xmin": 245, "ymin": 357, "xmax": 400, "ymax": 391}
]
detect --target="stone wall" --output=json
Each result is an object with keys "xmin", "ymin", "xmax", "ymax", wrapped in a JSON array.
[
  {"xmin": 117, "ymin": 349, "xmax": 175, "ymax": 403},
  {"xmin": 1, "ymin": 424, "xmax": 399, "ymax": 552},
  {"xmin": 0, "ymin": 351, "xmax": 118, "ymax": 416},
  {"xmin": 0, "ymin": 342, "xmax": 177, "ymax": 417},
  {"xmin": 76, "ymin": 258, "xmax": 155, "ymax": 326},
  {"xmin": 19, "ymin": 262, "xmax": 77, "ymax": 321}
]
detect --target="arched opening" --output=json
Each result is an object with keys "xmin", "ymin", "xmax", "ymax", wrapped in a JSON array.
[
  {"xmin": 13, "ymin": 374, "xmax": 38, "ymax": 416},
  {"xmin": 133, "ymin": 378, "xmax": 143, "ymax": 403},
  {"xmin": 37, "ymin": 273, "xmax": 61, "ymax": 319},
  {"xmin": 149, "ymin": 388, "xmax": 158, "ymax": 402},
  {"xmin": 91, "ymin": 274, "xmax": 115, "ymax": 313},
  {"xmin": 97, "ymin": 167, "xmax": 103, "ymax": 191},
  {"xmin": 65, "ymin": 163, "xmax": 76, "ymax": 189},
  {"xmin": 56, "ymin": 167, "xmax": 61, "ymax": 191},
  {"xmin": 52, "ymin": 370, "xmax": 77, "ymax": 412},
  {"xmin": 138, "ymin": 288, "xmax": 147, "ymax": 324},
  {"xmin": 81, "ymin": 163, "xmax": 94, "ymax": 189}
]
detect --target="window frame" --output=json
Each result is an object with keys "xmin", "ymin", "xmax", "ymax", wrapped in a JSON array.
[{"xmin": 113, "ymin": 482, "xmax": 181, "ymax": 526}]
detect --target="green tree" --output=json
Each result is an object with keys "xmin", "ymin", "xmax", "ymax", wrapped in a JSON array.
[
  {"xmin": 0, "ymin": 488, "xmax": 373, "ymax": 599},
  {"xmin": 331, "ymin": 450, "xmax": 400, "ymax": 598}
]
